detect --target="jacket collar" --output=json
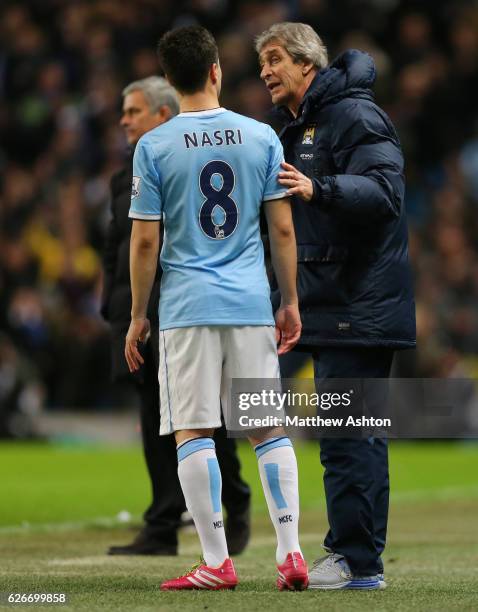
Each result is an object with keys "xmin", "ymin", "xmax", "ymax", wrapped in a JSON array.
[{"xmin": 272, "ymin": 49, "xmax": 376, "ymax": 135}]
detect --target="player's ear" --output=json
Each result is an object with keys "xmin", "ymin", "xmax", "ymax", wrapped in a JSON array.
[{"xmin": 210, "ymin": 62, "xmax": 219, "ymax": 84}]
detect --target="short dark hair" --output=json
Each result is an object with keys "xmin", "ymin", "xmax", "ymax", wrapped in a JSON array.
[{"xmin": 157, "ymin": 26, "xmax": 218, "ymax": 94}]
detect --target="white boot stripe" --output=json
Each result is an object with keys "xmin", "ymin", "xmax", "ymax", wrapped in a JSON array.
[
  {"xmin": 200, "ymin": 569, "xmax": 225, "ymax": 584},
  {"xmin": 187, "ymin": 576, "xmax": 206, "ymax": 588},
  {"xmin": 194, "ymin": 573, "xmax": 216, "ymax": 587}
]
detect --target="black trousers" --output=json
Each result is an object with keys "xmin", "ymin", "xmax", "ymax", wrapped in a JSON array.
[
  {"xmin": 312, "ymin": 346, "xmax": 394, "ymax": 576},
  {"xmin": 137, "ymin": 334, "xmax": 251, "ymax": 547}
]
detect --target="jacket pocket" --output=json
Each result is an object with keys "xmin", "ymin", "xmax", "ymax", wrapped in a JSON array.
[{"xmin": 297, "ymin": 245, "xmax": 350, "ymax": 308}]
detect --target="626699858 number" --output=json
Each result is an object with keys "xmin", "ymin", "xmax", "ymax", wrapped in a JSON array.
[{"xmin": 3, "ymin": 593, "xmax": 67, "ymax": 605}]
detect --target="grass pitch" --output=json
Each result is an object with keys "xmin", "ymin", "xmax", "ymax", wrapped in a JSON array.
[{"xmin": 1, "ymin": 441, "xmax": 478, "ymax": 611}]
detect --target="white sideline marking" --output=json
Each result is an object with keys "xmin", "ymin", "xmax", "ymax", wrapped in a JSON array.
[
  {"xmin": 48, "ymin": 556, "xmax": 115, "ymax": 567},
  {"xmin": 0, "ymin": 516, "xmax": 138, "ymax": 535},
  {"xmin": 1, "ymin": 484, "xmax": 477, "ymax": 535}
]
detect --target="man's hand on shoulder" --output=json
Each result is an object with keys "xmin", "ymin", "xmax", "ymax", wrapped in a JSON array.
[
  {"xmin": 275, "ymin": 303, "xmax": 301, "ymax": 355},
  {"xmin": 278, "ymin": 162, "xmax": 313, "ymax": 202},
  {"xmin": 125, "ymin": 317, "xmax": 151, "ymax": 372}
]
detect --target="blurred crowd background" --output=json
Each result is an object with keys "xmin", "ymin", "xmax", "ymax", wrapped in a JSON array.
[{"xmin": 2, "ymin": 0, "xmax": 478, "ymax": 435}]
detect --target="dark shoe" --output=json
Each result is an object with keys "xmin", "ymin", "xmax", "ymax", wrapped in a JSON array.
[
  {"xmin": 107, "ymin": 531, "xmax": 177, "ymax": 556},
  {"xmin": 225, "ymin": 510, "xmax": 250, "ymax": 555}
]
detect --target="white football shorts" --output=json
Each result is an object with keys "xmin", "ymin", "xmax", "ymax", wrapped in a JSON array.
[{"xmin": 158, "ymin": 325, "xmax": 280, "ymax": 435}]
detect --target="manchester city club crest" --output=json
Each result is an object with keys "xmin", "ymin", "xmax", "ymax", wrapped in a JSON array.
[{"xmin": 302, "ymin": 126, "xmax": 315, "ymax": 145}]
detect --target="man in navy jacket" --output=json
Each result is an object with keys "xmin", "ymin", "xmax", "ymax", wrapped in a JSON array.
[{"xmin": 256, "ymin": 22, "xmax": 415, "ymax": 589}]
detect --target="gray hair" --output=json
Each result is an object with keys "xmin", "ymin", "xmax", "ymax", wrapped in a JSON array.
[
  {"xmin": 122, "ymin": 76, "xmax": 180, "ymax": 116},
  {"xmin": 255, "ymin": 22, "xmax": 328, "ymax": 70}
]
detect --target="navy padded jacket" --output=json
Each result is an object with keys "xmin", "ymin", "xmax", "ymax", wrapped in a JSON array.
[{"xmin": 273, "ymin": 49, "xmax": 416, "ymax": 349}]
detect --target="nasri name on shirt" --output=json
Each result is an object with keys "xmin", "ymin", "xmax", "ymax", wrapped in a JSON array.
[{"xmin": 184, "ymin": 128, "xmax": 243, "ymax": 149}]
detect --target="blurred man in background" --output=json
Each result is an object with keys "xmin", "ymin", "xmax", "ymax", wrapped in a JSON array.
[
  {"xmin": 257, "ymin": 23, "xmax": 416, "ymax": 589},
  {"xmin": 101, "ymin": 76, "xmax": 251, "ymax": 556}
]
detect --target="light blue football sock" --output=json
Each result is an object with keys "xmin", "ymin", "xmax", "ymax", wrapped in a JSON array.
[
  {"xmin": 177, "ymin": 437, "xmax": 228, "ymax": 566},
  {"xmin": 255, "ymin": 437, "xmax": 302, "ymax": 564}
]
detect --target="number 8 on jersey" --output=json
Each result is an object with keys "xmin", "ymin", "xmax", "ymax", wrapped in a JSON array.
[{"xmin": 199, "ymin": 160, "xmax": 238, "ymax": 240}]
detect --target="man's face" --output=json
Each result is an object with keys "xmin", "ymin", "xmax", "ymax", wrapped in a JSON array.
[
  {"xmin": 259, "ymin": 41, "xmax": 307, "ymax": 109},
  {"xmin": 120, "ymin": 90, "xmax": 168, "ymax": 146}
]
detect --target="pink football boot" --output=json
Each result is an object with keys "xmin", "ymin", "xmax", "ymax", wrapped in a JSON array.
[
  {"xmin": 161, "ymin": 558, "xmax": 238, "ymax": 591},
  {"xmin": 277, "ymin": 552, "xmax": 309, "ymax": 591}
]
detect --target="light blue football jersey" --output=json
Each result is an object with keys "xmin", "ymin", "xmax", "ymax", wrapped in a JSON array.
[{"xmin": 129, "ymin": 107, "xmax": 287, "ymax": 330}]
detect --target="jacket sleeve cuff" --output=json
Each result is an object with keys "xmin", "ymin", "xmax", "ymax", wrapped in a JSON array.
[{"xmin": 311, "ymin": 177, "xmax": 335, "ymax": 205}]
